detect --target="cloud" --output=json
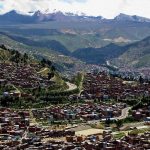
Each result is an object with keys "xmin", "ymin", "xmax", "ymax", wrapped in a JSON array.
[
  {"xmin": 59, "ymin": 0, "xmax": 87, "ymax": 3},
  {"xmin": 0, "ymin": 3, "xmax": 3, "ymax": 8},
  {"xmin": 0, "ymin": 0, "xmax": 150, "ymax": 18}
]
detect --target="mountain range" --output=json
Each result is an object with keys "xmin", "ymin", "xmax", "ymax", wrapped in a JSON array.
[
  {"xmin": 0, "ymin": 10, "xmax": 150, "ymax": 70},
  {"xmin": 0, "ymin": 10, "xmax": 103, "ymax": 24},
  {"xmin": 0, "ymin": 10, "xmax": 150, "ymax": 24}
]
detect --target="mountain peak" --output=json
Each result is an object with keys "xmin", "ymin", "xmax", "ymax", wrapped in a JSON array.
[
  {"xmin": 4, "ymin": 10, "xmax": 18, "ymax": 16},
  {"xmin": 33, "ymin": 10, "xmax": 44, "ymax": 16},
  {"xmin": 115, "ymin": 13, "xmax": 150, "ymax": 22},
  {"xmin": 115, "ymin": 13, "xmax": 133, "ymax": 21}
]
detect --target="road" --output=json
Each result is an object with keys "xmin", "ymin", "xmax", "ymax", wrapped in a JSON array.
[
  {"xmin": 87, "ymin": 107, "xmax": 131, "ymax": 124},
  {"xmin": 11, "ymin": 84, "xmax": 21, "ymax": 93},
  {"xmin": 115, "ymin": 107, "xmax": 131, "ymax": 120},
  {"xmin": 66, "ymin": 82, "xmax": 77, "ymax": 91},
  {"xmin": 106, "ymin": 60, "xmax": 118, "ymax": 69},
  {"xmin": 29, "ymin": 109, "xmax": 39, "ymax": 126},
  {"xmin": 37, "ymin": 67, "xmax": 49, "ymax": 74}
]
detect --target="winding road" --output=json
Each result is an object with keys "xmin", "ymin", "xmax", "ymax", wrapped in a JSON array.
[
  {"xmin": 37, "ymin": 67, "xmax": 49, "ymax": 74},
  {"xmin": 87, "ymin": 107, "xmax": 131, "ymax": 124},
  {"xmin": 115, "ymin": 107, "xmax": 131, "ymax": 120},
  {"xmin": 66, "ymin": 82, "xmax": 77, "ymax": 91}
]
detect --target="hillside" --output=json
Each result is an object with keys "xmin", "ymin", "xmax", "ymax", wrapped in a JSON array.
[
  {"xmin": 73, "ymin": 36, "xmax": 150, "ymax": 68},
  {"xmin": 111, "ymin": 36, "xmax": 150, "ymax": 68},
  {"xmin": 0, "ymin": 33, "xmax": 87, "ymax": 75},
  {"xmin": 1, "ymin": 20, "xmax": 150, "ymax": 52},
  {"xmin": 0, "ymin": 45, "xmax": 77, "ymax": 108},
  {"xmin": 0, "ymin": 45, "xmax": 70, "ymax": 90},
  {"xmin": 72, "ymin": 43, "xmax": 125, "ymax": 64},
  {"xmin": 0, "ymin": 46, "xmax": 12, "ymax": 61},
  {"xmin": 1, "ymin": 31, "xmax": 150, "ymax": 70},
  {"xmin": 0, "ymin": 45, "xmax": 35, "ymax": 63}
]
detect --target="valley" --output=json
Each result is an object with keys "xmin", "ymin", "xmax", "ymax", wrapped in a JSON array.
[{"xmin": 0, "ymin": 11, "xmax": 150, "ymax": 72}]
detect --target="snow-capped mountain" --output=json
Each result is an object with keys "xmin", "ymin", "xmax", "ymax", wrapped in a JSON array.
[
  {"xmin": 0, "ymin": 10, "xmax": 150, "ymax": 24},
  {"xmin": 114, "ymin": 13, "xmax": 150, "ymax": 23}
]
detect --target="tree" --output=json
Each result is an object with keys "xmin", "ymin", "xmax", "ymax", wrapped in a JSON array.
[
  {"xmin": 23, "ymin": 53, "xmax": 28, "ymax": 64},
  {"xmin": 0, "ymin": 44, "xmax": 7, "ymax": 50},
  {"xmin": 115, "ymin": 120, "xmax": 123, "ymax": 130},
  {"xmin": 47, "ymin": 60, "xmax": 52, "ymax": 67},
  {"xmin": 105, "ymin": 118, "xmax": 111, "ymax": 127},
  {"xmin": 41, "ymin": 58, "xmax": 46, "ymax": 67},
  {"xmin": 139, "ymin": 76, "xmax": 144, "ymax": 84},
  {"xmin": 51, "ymin": 66, "xmax": 56, "ymax": 72},
  {"xmin": 48, "ymin": 72, "xmax": 54, "ymax": 80}
]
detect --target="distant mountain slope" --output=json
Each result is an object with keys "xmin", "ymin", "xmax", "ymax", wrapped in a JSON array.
[
  {"xmin": 0, "ymin": 32, "xmax": 70, "ymax": 55},
  {"xmin": 72, "ymin": 43, "xmax": 126, "ymax": 64},
  {"xmin": 0, "ymin": 10, "xmax": 33, "ymax": 24},
  {"xmin": 1, "ymin": 20, "xmax": 150, "ymax": 52},
  {"xmin": 114, "ymin": 13, "xmax": 150, "ymax": 23},
  {"xmin": 72, "ymin": 36, "xmax": 150, "ymax": 68},
  {"xmin": 0, "ymin": 11, "xmax": 150, "ymax": 53},
  {"xmin": 112, "ymin": 36, "xmax": 150, "ymax": 68}
]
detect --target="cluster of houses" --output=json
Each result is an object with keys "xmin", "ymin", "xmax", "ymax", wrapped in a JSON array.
[
  {"xmin": 0, "ymin": 107, "xmax": 75, "ymax": 149},
  {"xmin": 0, "ymin": 107, "xmax": 150, "ymax": 149},
  {"xmin": 99, "ymin": 131, "xmax": 150, "ymax": 150},
  {"xmin": 64, "ymin": 131, "xmax": 150, "ymax": 150},
  {"xmin": 0, "ymin": 106, "xmax": 149, "ymax": 149},
  {"xmin": 0, "ymin": 63, "xmax": 54, "ymax": 97},
  {"xmin": 139, "ymin": 68, "xmax": 150, "ymax": 79},
  {"xmin": 1, "ymin": 132, "xmax": 149, "ymax": 149},
  {"xmin": 0, "ymin": 107, "xmax": 29, "ymax": 148},
  {"xmin": 132, "ymin": 106, "xmax": 150, "ymax": 123},
  {"xmin": 32, "ymin": 102, "xmax": 126, "ymax": 122},
  {"xmin": 81, "ymin": 72, "xmax": 150, "ymax": 101},
  {"xmin": 118, "ymin": 67, "xmax": 150, "ymax": 80}
]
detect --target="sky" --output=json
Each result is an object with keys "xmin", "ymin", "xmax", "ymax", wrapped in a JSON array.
[{"xmin": 0, "ymin": 0, "xmax": 150, "ymax": 19}]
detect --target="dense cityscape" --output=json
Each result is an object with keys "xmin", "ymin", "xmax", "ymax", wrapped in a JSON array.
[{"xmin": 0, "ymin": 53, "xmax": 150, "ymax": 149}]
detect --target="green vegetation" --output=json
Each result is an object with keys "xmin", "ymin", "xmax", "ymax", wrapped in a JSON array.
[
  {"xmin": 132, "ymin": 96, "xmax": 150, "ymax": 110},
  {"xmin": 122, "ymin": 116, "xmax": 138, "ymax": 124},
  {"xmin": 113, "ymin": 132, "xmax": 126, "ymax": 139},
  {"xmin": 91, "ymin": 122, "xmax": 105, "ymax": 129},
  {"xmin": 115, "ymin": 120, "xmax": 123, "ymax": 129},
  {"xmin": 73, "ymin": 72, "xmax": 84, "ymax": 89},
  {"xmin": 129, "ymin": 128, "xmax": 150, "ymax": 135},
  {"xmin": 0, "ymin": 84, "xmax": 16, "ymax": 95}
]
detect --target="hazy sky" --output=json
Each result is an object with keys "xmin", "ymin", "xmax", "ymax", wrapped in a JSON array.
[{"xmin": 0, "ymin": 0, "xmax": 150, "ymax": 18}]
